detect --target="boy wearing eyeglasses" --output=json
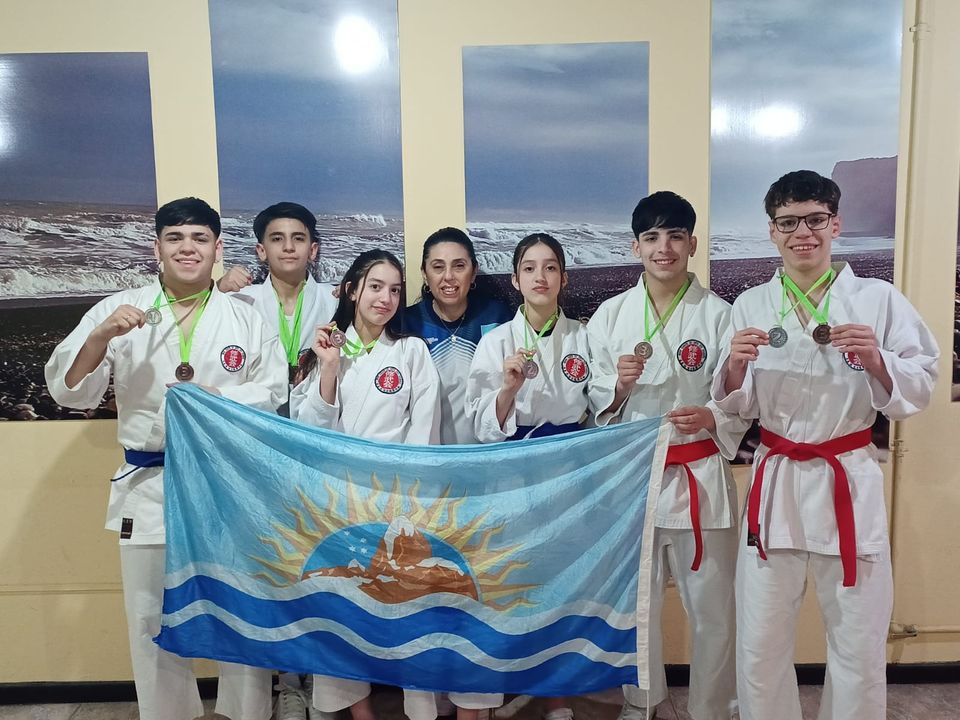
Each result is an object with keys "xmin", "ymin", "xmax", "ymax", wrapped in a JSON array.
[{"xmin": 712, "ymin": 170, "xmax": 939, "ymax": 720}]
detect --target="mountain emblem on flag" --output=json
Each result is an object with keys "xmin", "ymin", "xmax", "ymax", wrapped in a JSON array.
[{"xmin": 251, "ymin": 475, "xmax": 537, "ymax": 611}]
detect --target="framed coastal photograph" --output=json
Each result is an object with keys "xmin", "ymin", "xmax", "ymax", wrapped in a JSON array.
[
  {"xmin": 0, "ymin": 52, "xmax": 157, "ymax": 420},
  {"xmin": 208, "ymin": 0, "xmax": 404, "ymax": 285},
  {"xmin": 462, "ymin": 41, "xmax": 650, "ymax": 320},
  {"xmin": 709, "ymin": 0, "xmax": 903, "ymax": 457}
]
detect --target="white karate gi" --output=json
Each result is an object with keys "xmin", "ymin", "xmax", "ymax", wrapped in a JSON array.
[
  {"xmin": 588, "ymin": 274, "xmax": 743, "ymax": 720},
  {"xmin": 229, "ymin": 274, "xmax": 337, "ymax": 359},
  {"xmin": 711, "ymin": 263, "xmax": 939, "ymax": 720},
  {"xmin": 45, "ymin": 279, "xmax": 287, "ymax": 720},
  {"xmin": 290, "ymin": 326, "xmax": 441, "ymax": 719},
  {"xmin": 465, "ymin": 309, "xmax": 591, "ymax": 442}
]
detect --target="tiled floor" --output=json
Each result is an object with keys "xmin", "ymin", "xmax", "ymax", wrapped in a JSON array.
[{"xmin": 1, "ymin": 684, "xmax": 959, "ymax": 719}]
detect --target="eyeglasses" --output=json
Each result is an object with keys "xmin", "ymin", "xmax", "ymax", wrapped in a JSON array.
[{"xmin": 771, "ymin": 212, "xmax": 835, "ymax": 233}]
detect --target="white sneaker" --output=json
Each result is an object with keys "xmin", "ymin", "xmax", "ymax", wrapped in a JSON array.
[
  {"xmin": 616, "ymin": 701, "xmax": 656, "ymax": 720},
  {"xmin": 274, "ymin": 681, "xmax": 308, "ymax": 720}
]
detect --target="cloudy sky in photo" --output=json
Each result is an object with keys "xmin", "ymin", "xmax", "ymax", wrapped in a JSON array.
[
  {"xmin": 0, "ymin": 52, "xmax": 156, "ymax": 205},
  {"xmin": 463, "ymin": 42, "xmax": 649, "ymax": 226},
  {"xmin": 710, "ymin": 0, "xmax": 903, "ymax": 235},
  {"xmin": 209, "ymin": 0, "xmax": 403, "ymax": 215}
]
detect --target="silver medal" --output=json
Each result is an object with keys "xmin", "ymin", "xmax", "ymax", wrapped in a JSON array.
[
  {"xmin": 768, "ymin": 326, "xmax": 788, "ymax": 348},
  {"xmin": 145, "ymin": 307, "xmax": 162, "ymax": 326}
]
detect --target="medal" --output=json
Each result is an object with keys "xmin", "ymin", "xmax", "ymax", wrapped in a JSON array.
[
  {"xmin": 768, "ymin": 326, "xmax": 788, "ymax": 348},
  {"xmin": 144, "ymin": 307, "xmax": 162, "ymax": 326},
  {"xmin": 175, "ymin": 362, "xmax": 195, "ymax": 382},
  {"xmin": 518, "ymin": 305, "xmax": 558, "ymax": 381},
  {"xmin": 155, "ymin": 284, "xmax": 212, "ymax": 385},
  {"xmin": 634, "ymin": 341, "xmax": 654, "ymax": 359},
  {"xmin": 812, "ymin": 323, "xmax": 832, "ymax": 345},
  {"xmin": 522, "ymin": 359, "xmax": 540, "ymax": 379},
  {"xmin": 638, "ymin": 276, "xmax": 691, "ymax": 361},
  {"xmin": 288, "ymin": 365, "xmax": 298, "ymax": 384},
  {"xmin": 780, "ymin": 270, "xmax": 836, "ymax": 348},
  {"xmin": 329, "ymin": 329, "xmax": 348, "ymax": 348}
]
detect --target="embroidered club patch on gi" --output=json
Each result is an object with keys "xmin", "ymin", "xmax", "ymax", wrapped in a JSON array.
[
  {"xmin": 375, "ymin": 366, "xmax": 404, "ymax": 394},
  {"xmin": 220, "ymin": 345, "xmax": 246, "ymax": 372},
  {"xmin": 677, "ymin": 339, "xmax": 707, "ymax": 372},
  {"xmin": 561, "ymin": 353, "xmax": 589, "ymax": 383},
  {"xmin": 843, "ymin": 352, "xmax": 865, "ymax": 371}
]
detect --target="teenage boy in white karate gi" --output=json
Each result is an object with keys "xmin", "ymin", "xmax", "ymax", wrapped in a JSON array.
[
  {"xmin": 712, "ymin": 170, "xmax": 939, "ymax": 720},
  {"xmin": 46, "ymin": 197, "xmax": 287, "ymax": 720},
  {"xmin": 218, "ymin": 201, "xmax": 337, "ymax": 393},
  {"xmin": 588, "ymin": 191, "xmax": 744, "ymax": 720}
]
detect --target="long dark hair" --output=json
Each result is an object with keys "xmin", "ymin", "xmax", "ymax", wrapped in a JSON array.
[
  {"xmin": 298, "ymin": 249, "xmax": 406, "ymax": 379},
  {"xmin": 512, "ymin": 232, "xmax": 568, "ymax": 311},
  {"xmin": 419, "ymin": 227, "xmax": 479, "ymax": 299}
]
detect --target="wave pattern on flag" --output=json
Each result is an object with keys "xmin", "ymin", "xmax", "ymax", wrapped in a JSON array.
[{"xmin": 157, "ymin": 384, "xmax": 667, "ymax": 696}]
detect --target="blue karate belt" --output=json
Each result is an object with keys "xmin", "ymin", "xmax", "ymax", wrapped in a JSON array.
[
  {"xmin": 507, "ymin": 421, "xmax": 581, "ymax": 441},
  {"xmin": 111, "ymin": 449, "xmax": 165, "ymax": 482}
]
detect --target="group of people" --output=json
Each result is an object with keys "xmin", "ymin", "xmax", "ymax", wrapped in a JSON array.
[{"xmin": 45, "ymin": 169, "xmax": 939, "ymax": 720}]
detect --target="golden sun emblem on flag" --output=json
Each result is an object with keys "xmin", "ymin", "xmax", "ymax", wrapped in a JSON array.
[{"xmin": 251, "ymin": 474, "xmax": 537, "ymax": 611}]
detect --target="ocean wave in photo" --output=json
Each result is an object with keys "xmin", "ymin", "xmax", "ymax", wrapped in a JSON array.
[
  {"xmin": 710, "ymin": 230, "xmax": 895, "ymax": 260},
  {"xmin": 466, "ymin": 221, "xmax": 635, "ymax": 274},
  {"xmin": 221, "ymin": 212, "xmax": 404, "ymax": 283},
  {"xmin": 0, "ymin": 201, "xmax": 405, "ymax": 301}
]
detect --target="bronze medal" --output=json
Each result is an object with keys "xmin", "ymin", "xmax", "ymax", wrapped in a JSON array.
[
  {"xmin": 812, "ymin": 323, "xmax": 832, "ymax": 345},
  {"xmin": 144, "ymin": 307, "xmax": 162, "ymax": 326},
  {"xmin": 329, "ymin": 329, "xmax": 348, "ymax": 348},
  {"xmin": 768, "ymin": 326, "xmax": 788, "ymax": 348},
  {"xmin": 175, "ymin": 362, "xmax": 195, "ymax": 382},
  {"xmin": 634, "ymin": 341, "xmax": 654, "ymax": 359},
  {"xmin": 522, "ymin": 359, "xmax": 540, "ymax": 379}
]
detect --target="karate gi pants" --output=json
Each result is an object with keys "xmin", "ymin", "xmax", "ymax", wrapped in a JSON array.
[
  {"xmin": 624, "ymin": 527, "xmax": 738, "ymax": 720},
  {"xmin": 735, "ymin": 534, "xmax": 893, "ymax": 720},
  {"xmin": 120, "ymin": 545, "xmax": 272, "ymax": 720},
  {"xmin": 312, "ymin": 676, "xmax": 438, "ymax": 720}
]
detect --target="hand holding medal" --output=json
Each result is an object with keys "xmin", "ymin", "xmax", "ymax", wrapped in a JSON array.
[
  {"xmin": 501, "ymin": 350, "xmax": 532, "ymax": 395},
  {"xmin": 614, "ymin": 352, "xmax": 646, "ymax": 394},
  {"xmin": 311, "ymin": 323, "xmax": 344, "ymax": 369},
  {"xmin": 517, "ymin": 306, "xmax": 558, "ymax": 382},
  {"xmin": 94, "ymin": 304, "xmax": 148, "ymax": 341}
]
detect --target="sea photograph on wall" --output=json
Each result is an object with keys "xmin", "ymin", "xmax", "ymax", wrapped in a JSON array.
[{"xmin": 0, "ymin": 52, "xmax": 157, "ymax": 420}]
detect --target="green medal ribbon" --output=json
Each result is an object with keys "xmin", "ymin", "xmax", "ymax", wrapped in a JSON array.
[
  {"xmin": 643, "ymin": 276, "xmax": 691, "ymax": 342},
  {"xmin": 342, "ymin": 335, "xmax": 377, "ymax": 359},
  {"xmin": 780, "ymin": 268, "xmax": 835, "ymax": 326},
  {"xmin": 275, "ymin": 282, "xmax": 306, "ymax": 368},
  {"xmin": 521, "ymin": 304, "xmax": 558, "ymax": 357},
  {"xmin": 154, "ymin": 288, "xmax": 212, "ymax": 366},
  {"xmin": 152, "ymin": 288, "xmax": 210, "ymax": 314}
]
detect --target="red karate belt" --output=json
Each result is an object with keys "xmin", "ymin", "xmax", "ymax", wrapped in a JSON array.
[
  {"xmin": 665, "ymin": 438, "xmax": 720, "ymax": 572},
  {"xmin": 748, "ymin": 427, "xmax": 873, "ymax": 587}
]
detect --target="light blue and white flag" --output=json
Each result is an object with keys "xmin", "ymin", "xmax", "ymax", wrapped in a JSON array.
[{"xmin": 157, "ymin": 384, "xmax": 667, "ymax": 695}]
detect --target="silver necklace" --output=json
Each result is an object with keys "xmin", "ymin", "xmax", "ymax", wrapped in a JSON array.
[{"xmin": 433, "ymin": 301, "xmax": 466, "ymax": 342}]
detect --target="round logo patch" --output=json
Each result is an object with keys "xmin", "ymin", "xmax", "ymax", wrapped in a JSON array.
[
  {"xmin": 843, "ymin": 352, "xmax": 865, "ymax": 371},
  {"xmin": 561, "ymin": 353, "xmax": 589, "ymax": 383},
  {"xmin": 677, "ymin": 339, "xmax": 707, "ymax": 372},
  {"xmin": 220, "ymin": 345, "xmax": 246, "ymax": 372},
  {"xmin": 375, "ymin": 366, "xmax": 404, "ymax": 394}
]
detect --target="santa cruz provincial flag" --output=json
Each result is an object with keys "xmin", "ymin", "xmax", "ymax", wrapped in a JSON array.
[{"xmin": 157, "ymin": 384, "xmax": 668, "ymax": 695}]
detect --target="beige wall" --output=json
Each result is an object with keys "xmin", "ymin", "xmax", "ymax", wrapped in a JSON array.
[{"xmin": 1, "ymin": 0, "xmax": 957, "ymax": 684}]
